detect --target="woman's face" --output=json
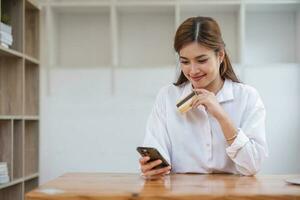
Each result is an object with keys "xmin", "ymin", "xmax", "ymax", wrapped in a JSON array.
[{"xmin": 179, "ymin": 42, "xmax": 224, "ymax": 91}]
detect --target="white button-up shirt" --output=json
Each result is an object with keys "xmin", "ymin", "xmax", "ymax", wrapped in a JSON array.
[{"xmin": 143, "ymin": 79, "xmax": 268, "ymax": 176}]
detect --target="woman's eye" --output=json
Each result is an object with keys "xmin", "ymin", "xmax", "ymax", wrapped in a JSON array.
[
  {"xmin": 198, "ymin": 59, "xmax": 208, "ymax": 63},
  {"xmin": 180, "ymin": 61, "xmax": 189, "ymax": 64}
]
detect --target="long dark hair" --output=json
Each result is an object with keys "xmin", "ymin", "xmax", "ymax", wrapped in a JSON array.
[{"xmin": 173, "ymin": 16, "xmax": 240, "ymax": 86}]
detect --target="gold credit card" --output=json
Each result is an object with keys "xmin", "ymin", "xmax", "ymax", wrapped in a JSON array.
[{"xmin": 176, "ymin": 91, "xmax": 197, "ymax": 114}]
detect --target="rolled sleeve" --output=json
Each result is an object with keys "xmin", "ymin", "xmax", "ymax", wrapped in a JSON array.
[
  {"xmin": 226, "ymin": 129, "xmax": 249, "ymax": 159},
  {"xmin": 225, "ymin": 89, "xmax": 268, "ymax": 176}
]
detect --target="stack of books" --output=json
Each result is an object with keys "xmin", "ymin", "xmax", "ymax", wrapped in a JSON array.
[
  {"xmin": 0, "ymin": 162, "xmax": 10, "ymax": 184},
  {"xmin": 0, "ymin": 22, "xmax": 13, "ymax": 48}
]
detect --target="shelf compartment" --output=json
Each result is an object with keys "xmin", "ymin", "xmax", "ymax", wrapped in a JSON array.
[
  {"xmin": 24, "ymin": 120, "xmax": 39, "ymax": 177},
  {"xmin": 25, "ymin": 60, "xmax": 39, "ymax": 116},
  {"xmin": 0, "ymin": 0, "xmax": 23, "ymax": 52},
  {"xmin": 12, "ymin": 120, "xmax": 23, "ymax": 180},
  {"xmin": 245, "ymin": 3, "xmax": 300, "ymax": 64},
  {"xmin": 24, "ymin": 177, "xmax": 38, "ymax": 195},
  {"xmin": 51, "ymin": 6, "xmax": 111, "ymax": 68},
  {"xmin": 0, "ymin": 57, "xmax": 23, "ymax": 115},
  {"xmin": 0, "ymin": 182, "xmax": 22, "ymax": 200},
  {"xmin": 25, "ymin": 0, "xmax": 40, "ymax": 60},
  {"xmin": 117, "ymin": 5, "xmax": 176, "ymax": 68},
  {"xmin": 0, "ymin": 120, "xmax": 12, "ymax": 180},
  {"xmin": 179, "ymin": 4, "xmax": 240, "ymax": 64}
]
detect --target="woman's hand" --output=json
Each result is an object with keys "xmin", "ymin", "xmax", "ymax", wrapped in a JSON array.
[
  {"xmin": 191, "ymin": 88, "xmax": 226, "ymax": 120},
  {"xmin": 139, "ymin": 156, "xmax": 171, "ymax": 180},
  {"xmin": 192, "ymin": 88, "xmax": 238, "ymax": 144}
]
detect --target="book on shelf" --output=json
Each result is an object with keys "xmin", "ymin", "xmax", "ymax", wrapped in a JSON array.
[
  {"xmin": 0, "ymin": 32, "xmax": 13, "ymax": 43},
  {"xmin": 0, "ymin": 162, "xmax": 10, "ymax": 184},
  {"xmin": 0, "ymin": 22, "xmax": 13, "ymax": 48},
  {"xmin": 1, "ymin": 42, "xmax": 9, "ymax": 48},
  {"xmin": 0, "ymin": 22, "xmax": 12, "ymax": 35}
]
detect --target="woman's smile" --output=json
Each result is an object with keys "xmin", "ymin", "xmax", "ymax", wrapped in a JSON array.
[{"xmin": 190, "ymin": 74, "xmax": 206, "ymax": 82}]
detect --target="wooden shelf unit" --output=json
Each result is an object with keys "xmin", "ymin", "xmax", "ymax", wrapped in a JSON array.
[
  {"xmin": 245, "ymin": 2, "xmax": 300, "ymax": 64},
  {"xmin": 41, "ymin": 0, "xmax": 300, "ymax": 89},
  {"xmin": 0, "ymin": 0, "xmax": 40, "ymax": 199},
  {"xmin": 117, "ymin": 5, "xmax": 176, "ymax": 68}
]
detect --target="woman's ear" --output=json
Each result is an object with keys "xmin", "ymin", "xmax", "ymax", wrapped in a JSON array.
[{"xmin": 218, "ymin": 49, "xmax": 225, "ymax": 64}]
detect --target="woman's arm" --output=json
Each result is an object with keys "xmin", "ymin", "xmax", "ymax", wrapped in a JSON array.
[
  {"xmin": 140, "ymin": 87, "xmax": 172, "ymax": 179},
  {"xmin": 224, "ymin": 96, "xmax": 267, "ymax": 176},
  {"xmin": 192, "ymin": 88, "xmax": 268, "ymax": 176}
]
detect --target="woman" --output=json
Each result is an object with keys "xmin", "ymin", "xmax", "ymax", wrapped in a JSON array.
[{"xmin": 139, "ymin": 16, "xmax": 268, "ymax": 179}]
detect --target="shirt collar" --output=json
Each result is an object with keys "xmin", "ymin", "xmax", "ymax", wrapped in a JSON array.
[
  {"xmin": 216, "ymin": 79, "xmax": 234, "ymax": 103},
  {"xmin": 179, "ymin": 79, "xmax": 234, "ymax": 104}
]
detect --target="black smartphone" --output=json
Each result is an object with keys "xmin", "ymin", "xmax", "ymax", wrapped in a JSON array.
[{"xmin": 136, "ymin": 146, "xmax": 170, "ymax": 169}]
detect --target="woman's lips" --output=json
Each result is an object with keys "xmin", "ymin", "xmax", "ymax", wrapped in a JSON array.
[{"xmin": 190, "ymin": 74, "xmax": 206, "ymax": 81}]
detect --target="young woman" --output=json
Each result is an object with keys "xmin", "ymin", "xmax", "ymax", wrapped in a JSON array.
[{"xmin": 139, "ymin": 16, "xmax": 268, "ymax": 179}]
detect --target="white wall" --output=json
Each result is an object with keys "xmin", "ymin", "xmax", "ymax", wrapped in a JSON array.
[
  {"xmin": 244, "ymin": 64, "xmax": 300, "ymax": 174},
  {"xmin": 40, "ymin": 67, "xmax": 176, "ymax": 183}
]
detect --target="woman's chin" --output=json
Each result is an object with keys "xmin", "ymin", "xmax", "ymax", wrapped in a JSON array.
[{"xmin": 191, "ymin": 81, "xmax": 207, "ymax": 89}]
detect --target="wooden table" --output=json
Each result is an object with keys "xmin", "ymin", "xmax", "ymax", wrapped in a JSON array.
[{"xmin": 26, "ymin": 173, "xmax": 300, "ymax": 200}]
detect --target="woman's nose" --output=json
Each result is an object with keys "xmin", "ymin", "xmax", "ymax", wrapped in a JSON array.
[{"xmin": 190, "ymin": 63, "xmax": 200, "ymax": 73}]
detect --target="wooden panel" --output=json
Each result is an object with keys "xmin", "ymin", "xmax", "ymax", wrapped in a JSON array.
[
  {"xmin": 0, "ymin": 57, "xmax": 23, "ymax": 115},
  {"xmin": 25, "ymin": 0, "xmax": 39, "ymax": 59},
  {"xmin": 0, "ymin": 120, "xmax": 12, "ymax": 180},
  {"xmin": 1, "ymin": 0, "xmax": 23, "ymax": 52},
  {"xmin": 25, "ymin": 178, "xmax": 39, "ymax": 195},
  {"xmin": 24, "ymin": 120, "xmax": 38, "ymax": 176},
  {"xmin": 26, "ymin": 173, "xmax": 300, "ymax": 200},
  {"xmin": 13, "ymin": 120, "xmax": 23, "ymax": 180},
  {"xmin": 25, "ymin": 61, "xmax": 39, "ymax": 116},
  {"xmin": 0, "ymin": 183, "xmax": 22, "ymax": 200}
]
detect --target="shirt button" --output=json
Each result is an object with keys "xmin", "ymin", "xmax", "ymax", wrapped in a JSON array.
[{"xmin": 206, "ymin": 143, "xmax": 210, "ymax": 147}]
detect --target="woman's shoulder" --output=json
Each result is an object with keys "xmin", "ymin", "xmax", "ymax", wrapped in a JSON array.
[
  {"xmin": 231, "ymin": 80, "xmax": 264, "ymax": 106},
  {"xmin": 232, "ymin": 81, "xmax": 259, "ymax": 96},
  {"xmin": 155, "ymin": 83, "xmax": 186, "ymax": 103}
]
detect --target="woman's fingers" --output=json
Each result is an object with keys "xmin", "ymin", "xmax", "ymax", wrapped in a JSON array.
[
  {"xmin": 193, "ymin": 88, "xmax": 210, "ymax": 94},
  {"xmin": 143, "ymin": 166, "xmax": 171, "ymax": 178},
  {"xmin": 139, "ymin": 156, "xmax": 150, "ymax": 165},
  {"xmin": 191, "ymin": 95, "xmax": 206, "ymax": 109},
  {"xmin": 139, "ymin": 157, "xmax": 172, "ymax": 180},
  {"xmin": 141, "ymin": 159, "xmax": 162, "ymax": 173},
  {"xmin": 156, "ymin": 169, "xmax": 171, "ymax": 176}
]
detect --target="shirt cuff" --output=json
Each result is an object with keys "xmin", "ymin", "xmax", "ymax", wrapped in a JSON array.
[{"xmin": 226, "ymin": 128, "xmax": 249, "ymax": 159}]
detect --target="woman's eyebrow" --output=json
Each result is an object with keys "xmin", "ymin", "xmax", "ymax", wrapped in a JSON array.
[{"xmin": 180, "ymin": 55, "xmax": 207, "ymax": 59}]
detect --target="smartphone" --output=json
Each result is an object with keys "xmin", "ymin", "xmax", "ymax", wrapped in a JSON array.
[{"xmin": 136, "ymin": 146, "xmax": 170, "ymax": 169}]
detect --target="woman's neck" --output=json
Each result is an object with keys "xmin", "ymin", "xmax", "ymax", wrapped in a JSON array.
[{"xmin": 204, "ymin": 76, "xmax": 224, "ymax": 94}]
